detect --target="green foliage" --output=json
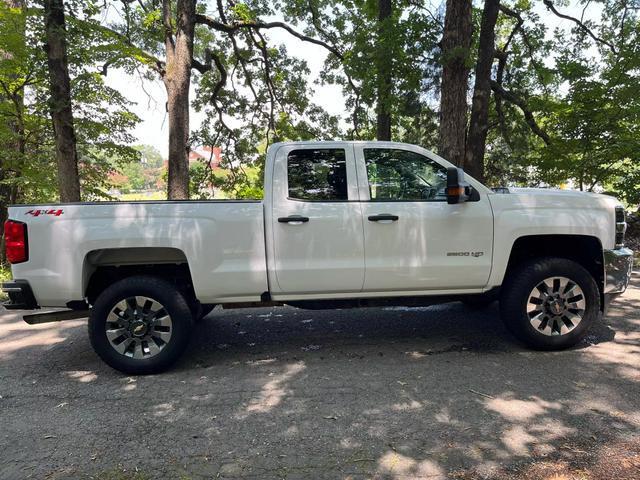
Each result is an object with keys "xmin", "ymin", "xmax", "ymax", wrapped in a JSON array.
[
  {"xmin": 188, "ymin": 161, "xmax": 212, "ymax": 199},
  {"xmin": 104, "ymin": 145, "xmax": 165, "ymax": 194},
  {"xmin": 0, "ymin": 264, "xmax": 11, "ymax": 282},
  {"xmin": 0, "ymin": 1, "xmax": 141, "ymax": 207},
  {"xmin": 135, "ymin": 144, "xmax": 164, "ymax": 168},
  {"xmin": 107, "ymin": 0, "xmax": 341, "ymax": 197},
  {"xmin": 0, "ymin": 264, "xmax": 11, "ymax": 300},
  {"xmin": 2, "ymin": 0, "xmax": 640, "ymax": 207},
  {"xmin": 282, "ymin": 0, "xmax": 441, "ymax": 143},
  {"xmin": 482, "ymin": 0, "xmax": 640, "ymax": 206},
  {"xmin": 539, "ymin": 5, "xmax": 640, "ymax": 199},
  {"xmin": 189, "ymin": 160, "xmax": 263, "ymax": 200}
]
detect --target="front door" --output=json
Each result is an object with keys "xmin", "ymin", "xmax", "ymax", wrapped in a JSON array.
[
  {"xmin": 270, "ymin": 144, "xmax": 365, "ymax": 294},
  {"xmin": 355, "ymin": 144, "xmax": 493, "ymax": 292}
]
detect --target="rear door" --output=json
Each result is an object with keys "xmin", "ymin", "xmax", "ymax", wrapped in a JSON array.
[
  {"xmin": 269, "ymin": 143, "xmax": 365, "ymax": 294},
  {"xmin": 355, "ymin": 144, "xmax": 493, "ymax": 292}
]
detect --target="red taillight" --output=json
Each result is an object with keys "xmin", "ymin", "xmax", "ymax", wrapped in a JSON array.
[{"xmin": 4, "ymin": 220, "xmax": 28, "ymax": 264}]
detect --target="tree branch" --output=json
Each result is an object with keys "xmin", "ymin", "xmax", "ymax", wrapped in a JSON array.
[
  {"xmin": 249, "ymin": 28, "xmax": 277, "ymax": 143},
  {"xmin": 490, "ymin": 80, "xmax": 551, "ymax": 145},
  {"xmin": 307, "ymin": 0, "xmax": 338, "ymax": 44},
  {"xmin": 498, "ymin": 5, "xmax": 549, "ymax": 94},
  {"xmin": 542, "ymin": 0, "xmax": 617, "ymax": 54},
  {"xmin": 209, "ymin": 51, "xmax": 227, "ymax": 103},
  {"xmin": 498, "ymin": 5, "xmax": 523, "ymax": 53},
  {"xmin": 192, "ymin": 58, "xmax": 210, "ymax": 73},
  {"xmin": 162, "ymin": 0, "xmax": 175, "ymax": 58},
  {"xmin": 194, "ymin": 14, "xmax": 344, "ymax": 60},
  {"xmin": 196, "ymin": 10, "xmax": 364, "ymax": 138},
  {"xmin": 64, "ymin": 16, "xmax": 166, "ymax": 76},
  {"xmin": 98, "ymin": 56, "xmax": 121, "ymax": 76}
]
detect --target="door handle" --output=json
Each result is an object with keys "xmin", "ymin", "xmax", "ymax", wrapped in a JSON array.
[
  {"xmin": 368, "ymin": 214, "xmax": 399, "ymax": 222},
  {"xmin": 278, "ymin": 215, "xmax": 310, "ymax": 224}
]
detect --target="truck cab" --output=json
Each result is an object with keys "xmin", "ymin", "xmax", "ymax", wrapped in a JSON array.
[{"xmin": 265, "ymin": 142, "xmax": 494, "ymax": 297}]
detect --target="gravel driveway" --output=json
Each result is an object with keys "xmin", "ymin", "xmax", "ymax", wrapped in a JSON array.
[{"xmin": 1, "ymin": 275, "xmax": 639, "ymax": 479}]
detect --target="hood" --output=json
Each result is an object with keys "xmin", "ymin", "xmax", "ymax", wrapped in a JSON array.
[{"xmin": 490, "ymin": 187, "xmax": 621, "ymax": 211}]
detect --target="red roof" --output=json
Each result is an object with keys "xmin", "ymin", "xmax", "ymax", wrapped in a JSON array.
[{"xmin": 164, "ymin": 146, "xmax": 222, "ymax": 168}]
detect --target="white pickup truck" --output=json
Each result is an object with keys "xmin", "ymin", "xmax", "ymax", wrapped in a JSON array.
[{"xmin": 3, "ymin": 141, "xmax": 634, "ymax": 374}]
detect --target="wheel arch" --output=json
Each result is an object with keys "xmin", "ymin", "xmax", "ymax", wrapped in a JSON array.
[
  {"xmin": 503, "ymin": 234, "xmax": 604, "ymax": 305},
  {"xmin": 83, "ymin": 247, "xmax": 196, "ymax": 305}
]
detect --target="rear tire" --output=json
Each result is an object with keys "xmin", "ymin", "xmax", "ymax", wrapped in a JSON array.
[
  {"xmin": 192, "ymin": 303, "xmax": 215, "ymax": 322},
  {"xmin": 88, "ymin": 276, "xmax": 194, "ymax": 374},
  {"xmin": 500, "ymin": 257, "xmax": 600, "ymax": 350},
  {"xmin": 199, "ymin": 304, "xmax": 215, "ymax": 320}
]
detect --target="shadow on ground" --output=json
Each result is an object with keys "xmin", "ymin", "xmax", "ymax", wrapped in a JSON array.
[{"xmin": 0, "ymin": 274, "xmax": 639, "ymax": 479}]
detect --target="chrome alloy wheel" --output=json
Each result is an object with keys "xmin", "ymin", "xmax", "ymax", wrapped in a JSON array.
[
  {"xmin": 105, "ymin": 296, "xmax": 173, "ymax": 359},
  {"xmin": 527, "ymin": 276, "xmax": 586, "ymax": 336}
]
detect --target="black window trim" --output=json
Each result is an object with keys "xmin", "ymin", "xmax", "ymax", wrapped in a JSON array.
[
  {"xmin": 362, "ymin": 198, "xmax": 447, "ymax": 203},
  {"xmin": 286, "ymin": 197, "xmax": 361, "ymax": 203},
  {"xmin": 281, "ymin": 144, "xmax": 483, "ymax": 204}
]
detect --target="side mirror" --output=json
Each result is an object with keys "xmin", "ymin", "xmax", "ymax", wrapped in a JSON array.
[{"xmin": 446, "ymin": 166, "xmax": 470, "ymax": 204}]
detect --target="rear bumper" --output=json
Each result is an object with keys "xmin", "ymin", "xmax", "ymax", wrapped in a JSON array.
[
  {"xmin": 604, "ymin": 247, "xmax": 634, "ymax": 294},
  {"xmin": 2, "ymin": 280, "xmax": 39, "ymax": 310}
]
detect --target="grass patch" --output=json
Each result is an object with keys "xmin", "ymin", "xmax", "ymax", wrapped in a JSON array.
[{"xmin": 118, "ymin": 191, "xmax": 166, "ymax": 201}]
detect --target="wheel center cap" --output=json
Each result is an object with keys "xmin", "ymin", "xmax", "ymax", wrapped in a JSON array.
[
  {"xmin": 131, "ymin": 321, "xmax": 148, "ymax": 337},
  {"xmin": 549, "ymin": 300, "xmax": 564, "ymax": 315}
]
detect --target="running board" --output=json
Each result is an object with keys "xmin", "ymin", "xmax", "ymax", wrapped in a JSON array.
[{"xmin": 23, "ymin": 309, "xmax": 90, "ymax": 325}]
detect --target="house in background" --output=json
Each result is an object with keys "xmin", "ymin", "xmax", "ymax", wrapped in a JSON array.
[
  {"xmin": 188, "ymin": 146, "xmax": 222, "ymax": 168},
  {"xmin": 157, "ymin": 146, "xmax": 227, "ymax": 198},
  {"xmin": 162, "ymin": 146, "xmax": 223, "ymax": 170}
]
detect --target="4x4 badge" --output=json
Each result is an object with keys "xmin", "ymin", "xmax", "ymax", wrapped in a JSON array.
[{"xmin": 26, "ymin": 209, "xmax": 64, "ymax": 217}]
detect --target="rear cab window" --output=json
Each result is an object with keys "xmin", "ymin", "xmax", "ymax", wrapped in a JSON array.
[{"xmin": 287, "ymin": 149, "xmax": 348, "ymax": 201}]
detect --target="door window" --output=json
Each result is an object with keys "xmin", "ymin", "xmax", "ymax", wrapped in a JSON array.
[
  {"xmin": 364, "ymin": 148, "xmax": 447, "ymax": 201},
  {"xmin": 288, "ymin": 149, "xmax": 348, "ymax": 201}
]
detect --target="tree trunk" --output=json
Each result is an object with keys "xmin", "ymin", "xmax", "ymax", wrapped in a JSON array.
[
  {"xmin": 465, "ymin": 0, "xmax": 500, "ymax": 183},
  {"xmin": 375, "ymin": 0, "xmax": 392, "ymax": 141},
  {"xmin": 438, "ymin": 0, "xmax": 472, "ymax": 166},
  {"xmin": 1, "ymin": 0, "xmax": 26, "ymax": 264},
  {"xmin": 1, "ymin": 93, "xmax": 25, "ymax": 265},
  {"xmin": 43, "ymin": 0, "xmax": 81, "ymax": 202},
  {"xmin": 163, "ymin": 0, "xmax": 195, "ymax": 200}
]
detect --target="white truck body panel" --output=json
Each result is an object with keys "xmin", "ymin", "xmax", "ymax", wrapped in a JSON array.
[
  {"xmin": 6, "ymin": 141, "xmax": 625, "ymax": 308},
  {"xmin": 487, "ymin": 189, "xmax": 619, "ymax": 288}
]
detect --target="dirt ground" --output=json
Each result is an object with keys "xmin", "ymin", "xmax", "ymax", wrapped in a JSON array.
[{"xmin": 1, "ymin": 275, "xmax": 639, "ymax": 480}]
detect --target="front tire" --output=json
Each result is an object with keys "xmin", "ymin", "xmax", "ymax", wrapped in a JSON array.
[
  {"xmin": 461, "ymin": 296, "xmax": 496, "ymax": 309},
  {"xmin": 88, "ymin": 276, "xmax": 194, "ymax": 374},
  {"xmin": 500, "ymin": 257, "xmax": 600, "ymax": 350}
]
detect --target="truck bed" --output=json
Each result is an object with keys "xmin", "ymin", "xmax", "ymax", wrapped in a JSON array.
[{"xmin": 8, "ymin": 201, "xmax": 268, "ymax": 307}]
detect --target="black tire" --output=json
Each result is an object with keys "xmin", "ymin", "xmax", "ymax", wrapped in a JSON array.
[
  {"xmin": 190, "ymin": 302, "xmax": 216, "ymax": 322},
  {"xmin": 500, "ymin": 257, "xmax": 600, "ymax": 350},
  {"xmin": 461, "ymin": 296, "xmax": 496, "ymax": 309},
  {"xmin": 198, "ymin": 304, "xmax": 215, "ymax": 320},
  {"xmin": 88, "ymin": 276, "xmax": 194, "ymax": 374}
]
